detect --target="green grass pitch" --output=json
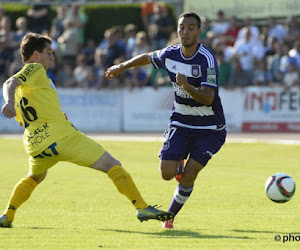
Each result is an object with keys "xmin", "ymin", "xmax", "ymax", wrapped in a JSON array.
[{"xmin": 0, "ymin": 137, "xmax": 299, "ymax": 249}]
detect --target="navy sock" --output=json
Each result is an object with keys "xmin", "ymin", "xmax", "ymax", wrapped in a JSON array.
[{"xmin": 168, "ymin": 182, "xmax": 194, "ymax": 218}]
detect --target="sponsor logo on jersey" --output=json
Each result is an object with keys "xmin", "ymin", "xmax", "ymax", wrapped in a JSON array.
[{"xmin": 207, "ymin": 75, "xmax": 216, "ymax": 84}]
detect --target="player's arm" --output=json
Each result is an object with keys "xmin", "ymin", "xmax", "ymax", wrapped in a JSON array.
[
  {"xmin": 176, "ymin": 73, "xmax": 214, "ymax": 106},
  {"xmin": 1, "ymin": 77, "xmax": 21, "ymax": 119},
  {"xmin": 105, "ymin": 52, "xmax": 152, "ymax": 79}
]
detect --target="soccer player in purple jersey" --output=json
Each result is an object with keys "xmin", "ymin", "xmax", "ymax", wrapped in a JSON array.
[{"xmin": 105, "ymin": 12, "xmax": 226, "ymax": 229}]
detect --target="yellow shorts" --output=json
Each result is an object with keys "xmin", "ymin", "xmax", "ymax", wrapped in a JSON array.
[{"xmin": 29, "ymin": 131, "xmax": 106, "ymax": 175}]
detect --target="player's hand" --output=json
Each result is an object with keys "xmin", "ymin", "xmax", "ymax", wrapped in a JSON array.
[
  {"xmin": 176, "ymin": 73, "xmax": 188, "ymax": 87},
  {"xmin": 105, "ymin": 64, "xmax": 123, "ymax": 79},
  {"xmin": 1, "ymin": 102, "xmax": 16, "ymax": 119}
]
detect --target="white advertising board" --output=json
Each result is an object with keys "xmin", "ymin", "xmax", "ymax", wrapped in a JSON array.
[
  {"xmin": 219, "ymin": 88, "xmax": 244, "ymax": 132},
  {"xmin": 123, "ymin": 87, "xmax": 173, "ymax": 132},
  {"xmin": 2, "ymin": 86, "xmax": 299, "ymax": 133},
  {"xmin": 57, "ymin": 89, "xmax": 122, "ymax": 132}
]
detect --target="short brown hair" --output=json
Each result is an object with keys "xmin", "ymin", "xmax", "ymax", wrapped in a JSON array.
[
  {"xmin": 178, "ymin": 12, "xmax": 201, "ymax": 29},
  {"xmin": 20, "ymin": 32, "xmax": 52, "ymax": 62}
]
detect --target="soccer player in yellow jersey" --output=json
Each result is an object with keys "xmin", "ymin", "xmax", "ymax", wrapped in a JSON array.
[{"xmin": 0, "ymin": 33, "xmax": 173, "ymax": 228}]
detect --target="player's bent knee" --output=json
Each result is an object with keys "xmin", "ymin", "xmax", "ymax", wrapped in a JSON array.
[
  {"xmin": 90, "ymin": 151, "xmax": 122, "ymax": 173},
  {"xmin": 29, "ymin": 171, "xmax": 47, "ymax": 184},
  {"xmin": 160, "ymin": 165, "xmax": 177, "ymax": 181},
  {"xmin": 161, "ymin": 172, "xmax": 174, "ymax": 181}
]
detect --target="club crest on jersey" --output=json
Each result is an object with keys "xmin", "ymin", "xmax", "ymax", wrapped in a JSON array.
[{"xmin": 191, "ymin": 65, "xmax": 201, "ymax": 77}]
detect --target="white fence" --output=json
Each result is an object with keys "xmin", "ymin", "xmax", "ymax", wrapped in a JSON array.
[{"xmin": 1, "ymin": 86, "xmax": 300, "ymax": 133}]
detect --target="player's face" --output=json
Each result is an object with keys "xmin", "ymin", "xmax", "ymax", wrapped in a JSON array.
[
  {"xmin": 37, "ymin": 43, "xmax": 54, "ymax": 70},
  {"xmin": 177, "ymin": 17, "xmax": 201, "ymax": 48}
]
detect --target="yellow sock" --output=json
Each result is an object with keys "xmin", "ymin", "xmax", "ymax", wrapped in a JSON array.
[
  {"xmin": 107, "ymin": 165, "xmax": 148, "ymax": 209},
  {"xmin": 4, "ymin": 176, "xmax": 37, "ymax": 222}
]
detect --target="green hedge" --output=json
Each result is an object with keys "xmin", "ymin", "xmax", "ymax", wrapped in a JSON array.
[
  {"xmin": 3, "ymin": 3, "xmax": 176, "ymax": 44},
  {"xmin": 82, "ymin": 4, "xmax": 144, "ymax": 43}
]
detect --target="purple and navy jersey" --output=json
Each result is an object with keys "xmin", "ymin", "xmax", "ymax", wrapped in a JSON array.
[{"xmin": 150, "ymin": 43, "xmax": 226, "ymax": 131}]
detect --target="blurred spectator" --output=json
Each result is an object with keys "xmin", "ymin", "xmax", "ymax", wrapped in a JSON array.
[
  {"xmin": 94, "ymin": 49, "xmax": 112, "ymax": 89},
  {"xmin": 222, "ymin": 16, "xmax": 239, "ymax": 47},
  {"xmin": 229, "ymin": 57, "xmax": 252, "ymax": 86},
  {"xmin": 213, "ymin": 39, "xmax": 235, "ymax": 62},
  {"xmin": 132, "ymin": 31, "xmax": 151, "ymax": 73},
  {"xmin": 0, "ymin": 42, "xmax": 10, "ymax": 83},
  {"xmin": 98, "ymin": 26, "xmax": 126, "ymax": 55},
  {"xmin": 13, "ymin": 17, "xmax": 29, "ymax": 47},
  {"xmin": 8, "ymin": 49, "xmax": 24, "ymax": 76},
  {"xmin": 216, "ymin": 51, "xmax": 232, "ymax": 87},
  {"xmin": 285, "ymin": 16, "xmax": 300, "ymax": 47},
  {"xmin": 261, "ymin": 35, "xmax": 277, "ymax": 57},
  {"xmin": 50, "ymin": 5, "xmax": 67, "ymax": 41},
  {"xmin": 124, "ymin": 23, "xmax": 137, "ymax": 59},
  {"xmin": 267, "ymin": 42, "xmax": 289, "ymax": 83},
  {"xmin": 207, "ymin": 10, "xmax": 229, "ymax": 47},
  {"xmin": 147, "ymin": 68, "xmax": 170, "ymax": 88},
  {"xmin": 141, "ymin": 0, "xmax": 154, "ymax": 31},
  {"xmin": 97, "ymin": 28, "xmax": 126, "ymax": 68},
  {"xmin": 199, "ymin": 16, "xmax": 212, "ymax": 48},
  {"xmin": 57, "ymin": 18, "xmax": 78, "ymax": 66},
  {"xmin": 26, "ymin": 0, "xmax": 50, "ymax": 33},
  {"xmin": 148, "ymin": 1, "xmax": 173, "ymax": 50},
  {"xmin": 132, "ymin": 31, "xmax": 151, "ymax": 57},
  {"xmin": 0, "ymin": 16, "xmax": 14, "ymax": 49},
  {"xmin": 124, "ymin": 67, "xmax": 148, "ymax": 89},
  {"xmin": 86, "ymin": 69, "xmax": 98, "ymax": 88},
  {"xmin": 73, "ymin": 53, "xmax": 93, "ymax": 88},
  {"xmin": 0, "ymin": 16, "xmax": 15, "ymax": 81},
  {"xmin": 56, "ymin": 63, "xmax": 77, "ymax": 88},
  {"xmin": 167, "ymin": 31, "xmax": 179, "ymax": 46},
  {"xmin": 81, "ymin": 39, "xmax": 97, "ymax": 66},
  {"xmin": 252, "ymin": 58, "xmax": 272, "ymax": 85},
  {"xmin": 237, "ymin": 17, "xmax": 260, "ymax": 43},
  {"xmin": 234, "ymin": 27, "xmax": 264, "ymax": 82},
  {"xmin": 288, "ymin": 39, "xmax": 300, "ymax": 67},
  {"xmin": 66, "ymin": 4, "xmax": 87, "ymax": 51},
  {"xmin": 266, "ymin": 17, "xmax": 287, "ymax": 44},
  {"xmin": 282, "ymin": 59, "xmax": 300, "ymax": 88}
]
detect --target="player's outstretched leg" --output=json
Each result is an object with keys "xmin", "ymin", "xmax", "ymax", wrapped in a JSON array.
[
  {"xmin": 106, "ymin": 165, "xmax": 174, "ymax": 222},
  {"xmin": 136, "ymin": 205, "xmax": 174, "ymax": 222},
  {"xmin": 162, "ymin": 182, "xmax": 194, "ymax": 229},
  {"xmin": 0, "ymin": 176, "xmax": 38, "ymax": 228},
  {"xmin": 0, "ymin": 214, "xmax": 12, "ymax": 228}
]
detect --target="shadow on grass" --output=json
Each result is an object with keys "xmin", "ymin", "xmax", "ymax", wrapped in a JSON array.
[
  {"xmin": 232, "ymin": 229, "xmax": 300, "ymax": 235},
  {"xmin": 25, "ymin": 227, "xmax": 55, "ymax": 230},
  {"xmin": 100, "ymin": 228, "xmax": 253, "ymax": 240}
]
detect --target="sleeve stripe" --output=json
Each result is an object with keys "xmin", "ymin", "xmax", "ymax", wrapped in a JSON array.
[
  {"xmin": 199, "ymin": 46, "xmax": 215, "ymax": 68},
  {"xmin": 150, "ymin": 52, "xmax": 160, "ymax": 69}
]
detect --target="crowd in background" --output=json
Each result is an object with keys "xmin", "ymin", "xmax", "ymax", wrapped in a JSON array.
[{"xmin": 1, "ymin": 0, "xmax": 300, "ymax": 90}]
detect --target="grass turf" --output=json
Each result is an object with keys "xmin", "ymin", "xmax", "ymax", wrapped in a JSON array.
[{"xmin": 0, "ymin": 137, "xmax": 299, "ymax": 249}]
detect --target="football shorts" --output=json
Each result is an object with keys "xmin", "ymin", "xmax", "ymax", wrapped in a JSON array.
[
  {"xmin": 159, "ymin": 126, "xmax": 226, "ymax": 166},
  {"xmin": 29, "ymin": 130, "xmax": 106, "ymax": 175}
]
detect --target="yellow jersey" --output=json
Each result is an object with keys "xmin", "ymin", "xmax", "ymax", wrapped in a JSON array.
[{"xmin": 13, "ymin": 63, "xmax": 76, "ymax": 155}]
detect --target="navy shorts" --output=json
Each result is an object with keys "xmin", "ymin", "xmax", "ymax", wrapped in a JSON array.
[{"xmin": 159, "ymin": 126, "xmax": 226, "ymax": 166}]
